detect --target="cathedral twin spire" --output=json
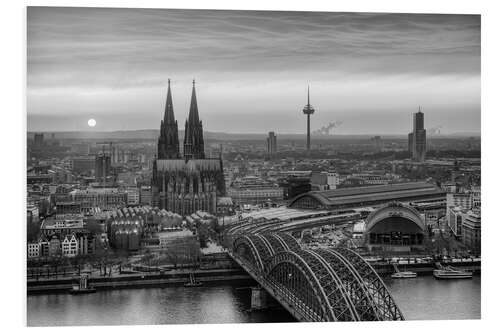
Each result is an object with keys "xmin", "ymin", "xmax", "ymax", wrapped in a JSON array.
[
  {"xmin": 157, "ymin": 79, "xmax": 205, "ymax": 160},
  {"xmin": 164, "ymin": 79, "xmax": 176, "ymax": 124},
  {"xmin": 157, "ymin": 79, "xmax": 180, "ymax": 159}
]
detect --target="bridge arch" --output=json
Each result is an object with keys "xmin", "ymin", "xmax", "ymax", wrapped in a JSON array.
[
  {"xmin": 229, "ymin": 231, "xmax": 405, "ymax": 321},
  {"xmin": 233, "ymin": 233, "xmax": 302, "ymax": 273},
  {"xmin": 273, "ymin": 232, "xmax": 301, "ymax": 252},
  {"xmin": 315, "ymin": 249, "xmax": 381, "ymax": 320},
  {"xmin": 261, "ymin": 233, "xmax": 288, "ymax": 253},
  {"xmin": 233, "ymin": 235, "xmax": 266, "ymax": 273},
  {"xmin": 332, "ymin": 247, "xmax": 405, "ymax": 320},
  {"xmin": 266, "ymin": 250, "xmax": 337, "ymax": 321},
  {"xmin": 266, "ymin": 249, "xmax": 359, "ymax": 321}
]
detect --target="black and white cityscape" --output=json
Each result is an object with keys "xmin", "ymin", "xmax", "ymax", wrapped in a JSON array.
[{"xmin": 26, "ymin": 7, "xmax": 481, "ymax": 325}]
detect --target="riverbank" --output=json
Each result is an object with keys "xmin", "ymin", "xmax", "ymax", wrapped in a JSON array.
[
  {"xmin": 27, "ymin": 268, "xmax": 253, "ymax": 294},
  {"xmin": 371, "ymin": 261, "xmax": 481, "ymax": 276},
  {"xmin": 27, "ymin": 256, "xmax": 480, "ymax": 294}
]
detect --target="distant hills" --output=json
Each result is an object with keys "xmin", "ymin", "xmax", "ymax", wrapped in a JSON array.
[{"xmin": 27, "ymin": 129, "xmax": 480, "ymax": 141}]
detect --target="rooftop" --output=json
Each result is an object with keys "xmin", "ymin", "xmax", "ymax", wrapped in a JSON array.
[
  {"xmin": 70, "ymin": 187, "xmax": 121, "ymax": 195},
  {"xmin": 241, "ymin": 206, "xmax": 331, "ymax": 222},
  {"xmin": 41, "ymin": 216, "xmax": 85, "ymax": 229},
  {"xmin": 158, "ymin": 229, "xmax": 194, "ymax": 239},
  {"xmin": 292, "ymin": 182, "xmax": 444, "ymax": 207}
]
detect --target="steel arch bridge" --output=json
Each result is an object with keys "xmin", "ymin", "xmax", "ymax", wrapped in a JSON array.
[{"xmin": 229, "ymin": 232, "xmax": 404, "ymax": 322}]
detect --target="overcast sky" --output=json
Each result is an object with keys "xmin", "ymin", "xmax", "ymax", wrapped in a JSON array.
[{"xmin": 27, "ymin": 7, "xmax": 480, "ymax": 134}]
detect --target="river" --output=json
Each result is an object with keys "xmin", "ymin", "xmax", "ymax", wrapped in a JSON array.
[{"xmin": 27, "ymin": 276, "xmax": 480, "ymax": 326}]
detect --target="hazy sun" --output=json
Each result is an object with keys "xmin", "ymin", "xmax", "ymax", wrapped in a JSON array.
[{"xmin": 88, "ymin": 118, "xmax": 97, "ymax": 127}]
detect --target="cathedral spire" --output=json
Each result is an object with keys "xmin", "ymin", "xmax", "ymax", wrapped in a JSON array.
[
  {"xmin": 163, "ymin": 79, "xmax": 176, "ymax": 124},
  {"xmin": 158, "ymin": 79, "xmax": 180, "ymax": 159},
  {"xmin": 188, "ymin": 79, "xmax": 200, "ymax": 124},
  {"xmin": 184, "ymin": 79, "xmax": 205, "ymax": 160}
]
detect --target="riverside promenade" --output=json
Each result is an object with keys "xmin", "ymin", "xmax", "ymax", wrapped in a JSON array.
[
  {"xmin": 28, "ymin": 254, "xmax": 480, "ymax": 294},
  {"xmin": 28, "ymin": 267, "xmax": 253, "ymax": 294}
]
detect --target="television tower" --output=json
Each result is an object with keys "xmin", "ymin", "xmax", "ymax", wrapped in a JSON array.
[{"xmin": 302, "ymin": 85, "xmax": 315, "ymax": 151}]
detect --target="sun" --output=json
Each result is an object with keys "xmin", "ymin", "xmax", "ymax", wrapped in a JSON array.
[{"xmin": 88, "ymin": 118, "xmax": 96, "ymax": 127}]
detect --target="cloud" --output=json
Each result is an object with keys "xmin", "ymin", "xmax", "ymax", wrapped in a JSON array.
[{"xmin": 26, "ymin": 7, "xmax": 480, "ymax": 133}]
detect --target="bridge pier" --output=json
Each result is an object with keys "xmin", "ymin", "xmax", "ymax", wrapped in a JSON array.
[{"xmin": 251, "ymin": 286, "xmax": 268, "ymax": 310}]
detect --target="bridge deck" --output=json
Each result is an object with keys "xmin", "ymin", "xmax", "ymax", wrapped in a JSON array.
[
  {"xmin": 228, "ymin": 232, "xmax": 405, "ymax": 322},
  {"xmin": 229, "ymin": 252, "xmax": 315, "ymax": 321}
]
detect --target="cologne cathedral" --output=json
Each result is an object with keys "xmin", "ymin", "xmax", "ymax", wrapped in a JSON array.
[{"xmin": 152, "ymin": 80, "xmax": 225, "ymax": 216}]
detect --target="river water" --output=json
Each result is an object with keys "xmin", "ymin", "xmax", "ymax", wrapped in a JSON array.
[{"xmin": 27, "ymin": 276, "xmax": 480, "ymax": 326}]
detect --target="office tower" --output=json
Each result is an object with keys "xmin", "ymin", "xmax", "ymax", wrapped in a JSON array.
[
  {"xmin": 34, "ymin": 133, "xmax": 44, "ymax": 146},
  {"xmin": 266, "ymin": 131, "xmax": 277, "ymax": 157},
  {"xmin": 408, "ymin": 107, "xmax": 427, "ymax": 162},
  {"xmin": 95, "ymin": 152, "xmax": 111, "ymax": 184}
]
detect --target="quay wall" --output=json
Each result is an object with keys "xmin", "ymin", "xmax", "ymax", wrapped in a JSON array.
[
  {"xmin": 27, "ymin": 268, "xmax": 253, "ymax": 294},
  {"xmin": 28, "ymin": 253, "xmax": 481, "ymax": 294},
  {"xmin": 371, "ymin": 261, "xmax": 481, "ymax": 276}
]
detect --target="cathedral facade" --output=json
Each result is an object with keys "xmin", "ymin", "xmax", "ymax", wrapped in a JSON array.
[{"xmin": 152, "ymin": 80, "xmax": 225, "ymax": 216}]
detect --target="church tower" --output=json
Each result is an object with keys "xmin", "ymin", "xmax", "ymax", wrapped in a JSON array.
[
  {"xmin": 158, "ymin": 79, "xmax": 180, "ymax": 159},
  {"xmin": 183, "ymin": 79, "xmax": 205, "ymax": 160},
  {"xmin": 153, "ymin": 79, "xmax": 225, "ymax": 215}
]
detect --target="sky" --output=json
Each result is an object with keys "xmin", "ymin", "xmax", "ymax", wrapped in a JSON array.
[{"xmin": 27, "ymin": 7, "xmax": 480, "ymax": 134}]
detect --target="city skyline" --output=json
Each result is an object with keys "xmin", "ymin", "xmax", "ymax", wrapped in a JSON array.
[
  {"xmin": 25, "ymin": 6, "xmax": 482, "ymax": 327},
  {"xmin": 28, "ymin": 8, "xmax": 480, "ymax": 134}
]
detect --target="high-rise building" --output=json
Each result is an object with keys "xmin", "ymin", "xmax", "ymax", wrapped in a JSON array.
[
  {"xmin": 34, "ymin": 133, "xmax": 44, "ymax": 146},
  {"xmin": 152, "ymin": 80, "xmax": 225, "ymax": 216},
  {"xmin": 266, "ymin": 131, "xmax": 277, "ymax": 158},
  {"xmin": 111, "ymin": 146, "xmax": 119, "ymax": 164},
  {"xmin": 95, "ymin": 152, "xmax": 111, "ymax": 184},
  {"xmin": 408, "ymin": 107, "xmax": 426, "ymax": 161},
  {"xmin": 371, "ymin": 135, "xmax": 383, "ymax": 151},
  {"xmin": 302, "ymin": 86, "xmax": 315, "ymax": 151}
]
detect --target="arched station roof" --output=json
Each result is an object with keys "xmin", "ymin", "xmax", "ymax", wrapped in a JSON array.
[
  {"xmin": 288, "ymin": 182, "xmax": 444, "ymax": 209},
  {"xmin": 365, "ymin": 202, "xmax": 425, "ymax": 232}
]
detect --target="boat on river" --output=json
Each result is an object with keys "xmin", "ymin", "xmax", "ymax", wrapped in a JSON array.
[
  {"xmin": 184, "ymin": 273, "xmax": 203, "ymax": 287},
  {"xmin": 69, "ymin": 272, "xmax": 97, "ymax": 294},
  {"xmin": 433, "ymin": 263, "xmax": 473, "ymax": 279},
  {"xmin": 391, "ymin": 263, "xmax": 417, "ymax": 279}
]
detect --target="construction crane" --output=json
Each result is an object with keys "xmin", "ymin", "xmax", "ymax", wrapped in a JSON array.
[{"xmin": 96, "ymin": 141, "xmax": 113, "ymax": 155}]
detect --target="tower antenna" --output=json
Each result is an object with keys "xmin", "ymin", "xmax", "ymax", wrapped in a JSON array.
[{"xmin": 302, "ymin": 84, "xmax": 315, "ymax": 151}]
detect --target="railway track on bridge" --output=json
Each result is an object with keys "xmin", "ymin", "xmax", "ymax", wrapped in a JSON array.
[{"xmin": 227, "ymin": 231, "xmax": 405, "ymax": 322}]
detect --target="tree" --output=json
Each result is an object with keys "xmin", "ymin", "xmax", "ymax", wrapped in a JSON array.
[
  {"xmin": 196, "ymin": 222, "xmax": 210, "ymax": 248},
  {"xmin": 164, "ymin": 250, "xmax": 180, "ymax": 269}
]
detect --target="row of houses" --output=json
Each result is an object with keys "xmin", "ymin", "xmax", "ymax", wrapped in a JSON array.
[{"xmin": 27, "ymin": 233, "xmax": 98, "ymax": 259}]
